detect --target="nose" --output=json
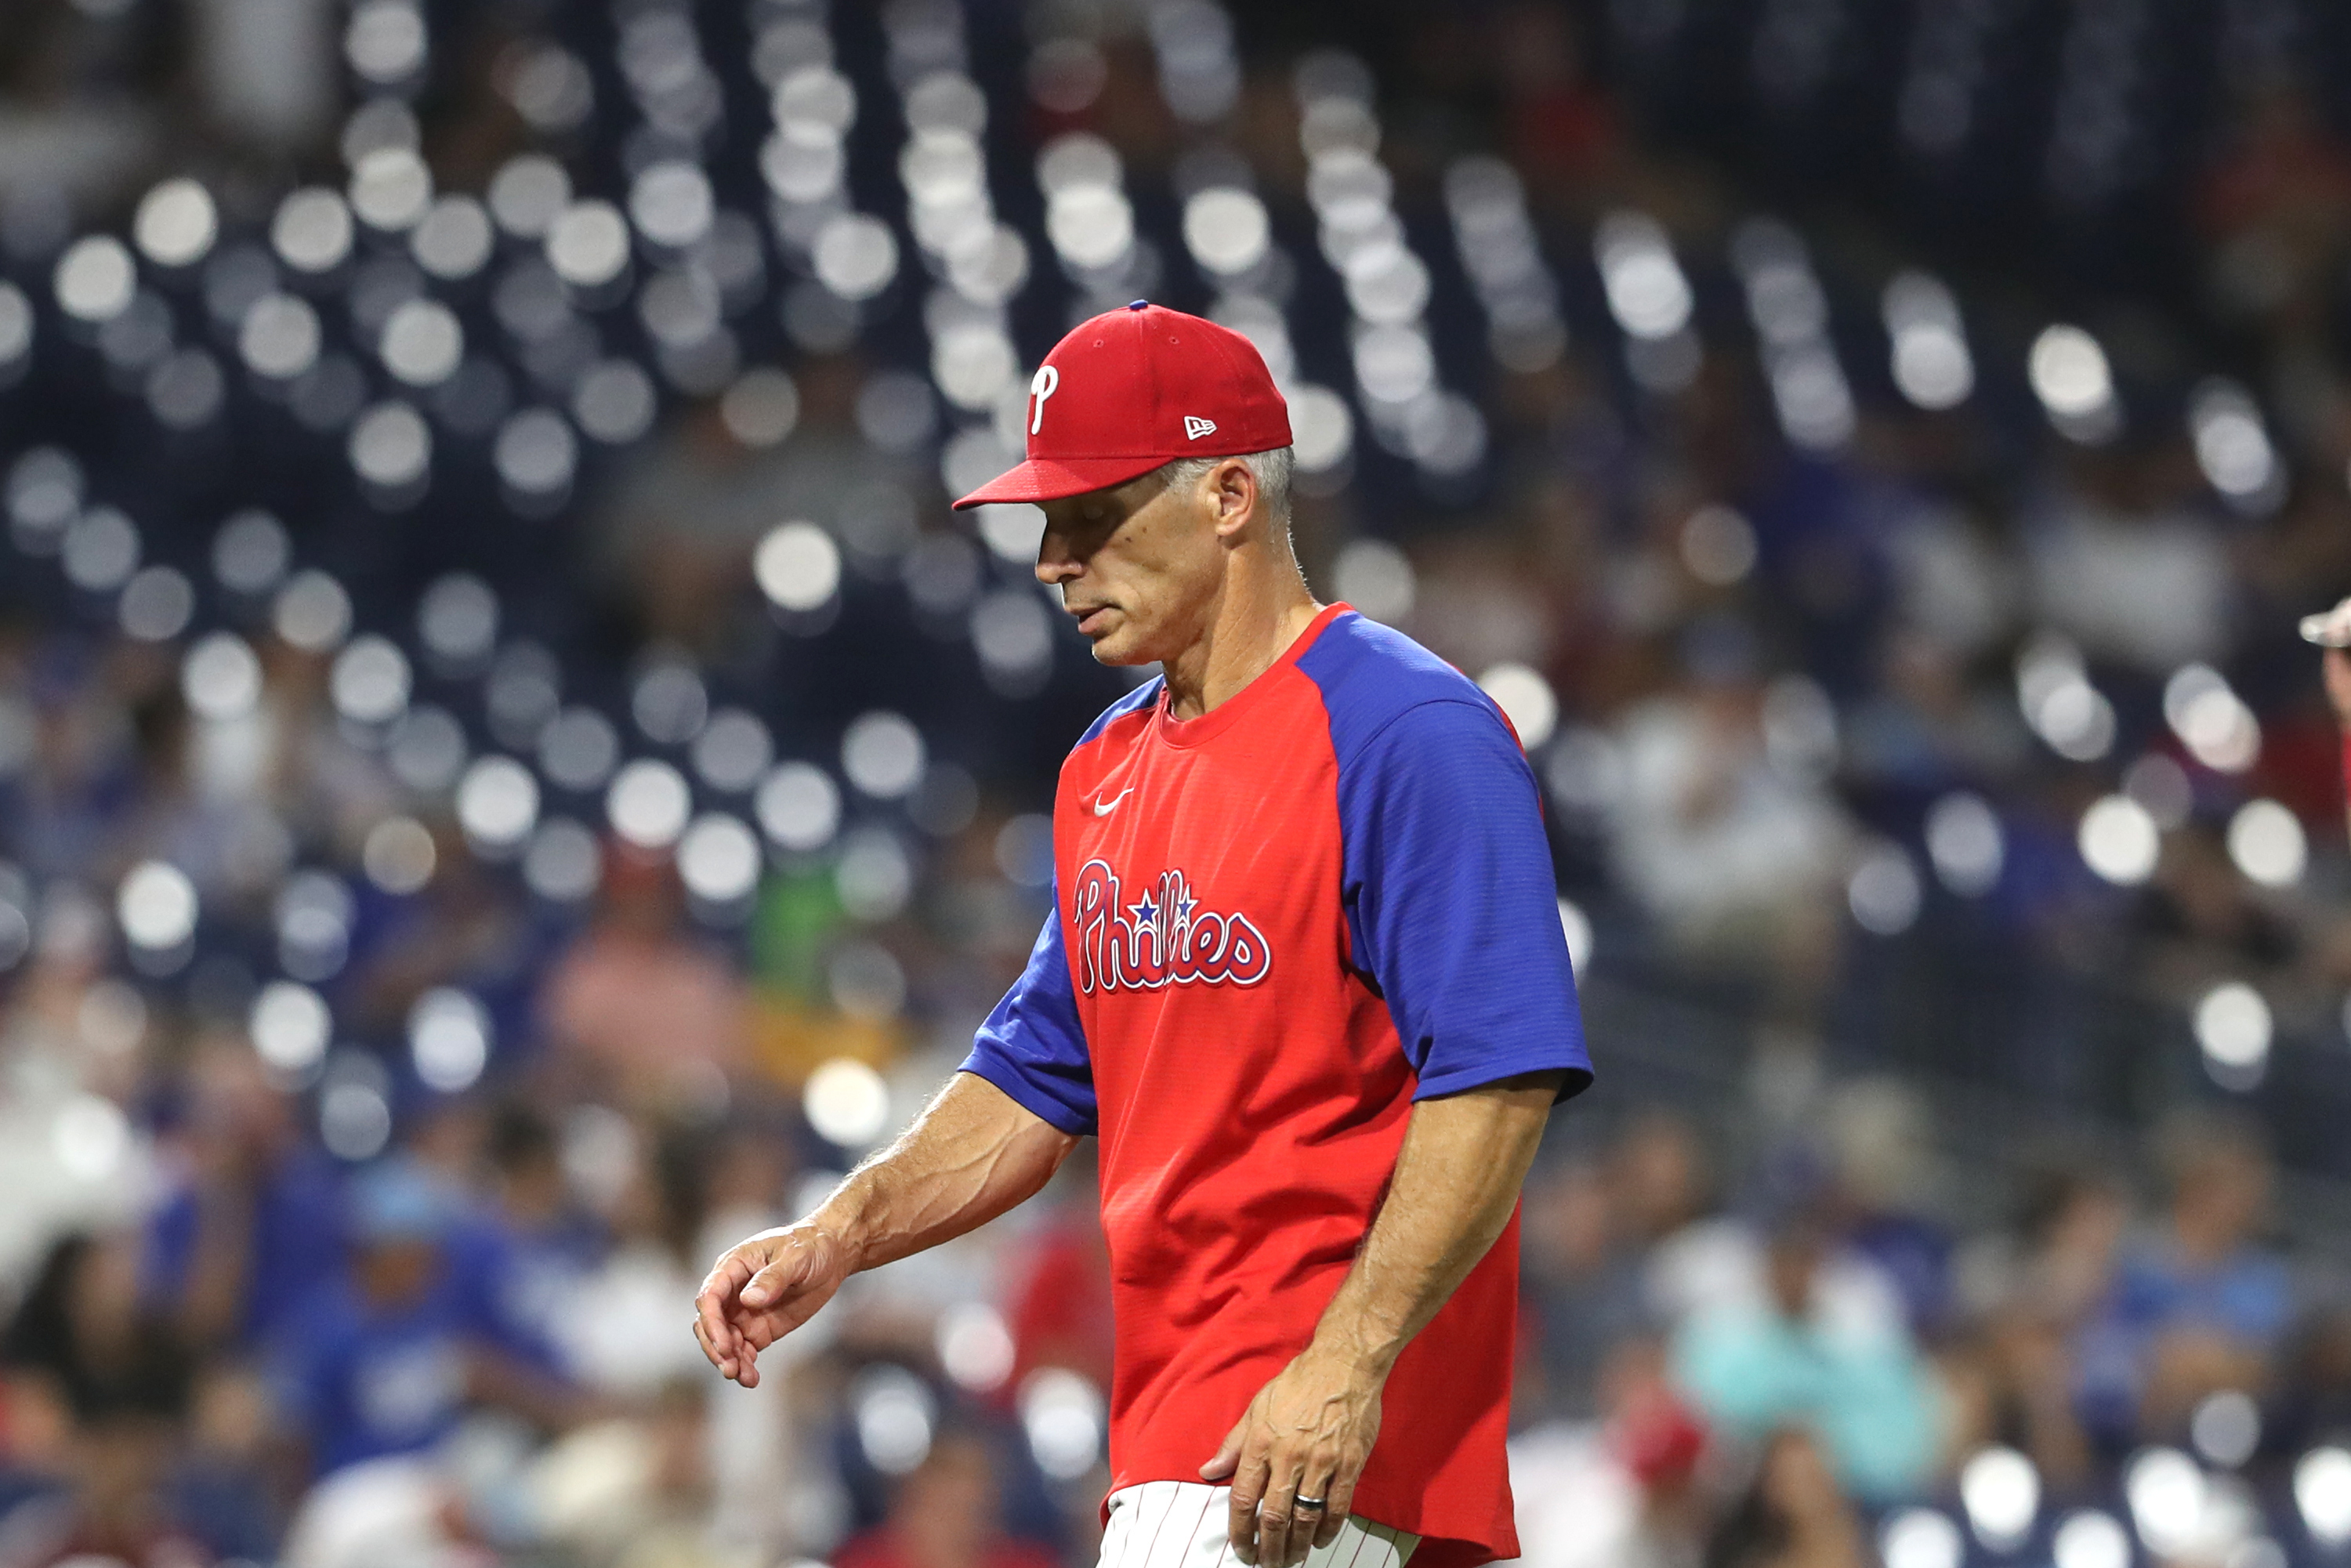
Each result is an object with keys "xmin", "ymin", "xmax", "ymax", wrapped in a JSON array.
[{"xmin": 1034, "ymin": 520, "xmax": 1082, "ymax": 586}]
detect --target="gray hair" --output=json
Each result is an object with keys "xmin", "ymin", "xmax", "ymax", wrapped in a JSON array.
[{"xmin": 1154, "ymin": 447, "xmax": 1295, "ymax": 526}]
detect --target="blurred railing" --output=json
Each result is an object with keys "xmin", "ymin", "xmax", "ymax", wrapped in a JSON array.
[{"xmin": 1569, "ymin": 950, "xmax": 2351, "ymax": 1252}]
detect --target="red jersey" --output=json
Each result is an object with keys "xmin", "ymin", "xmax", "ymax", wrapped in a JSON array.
[{"xmin": 963, "ymin": 605, "xmax": 1591, "ymax": 1567}]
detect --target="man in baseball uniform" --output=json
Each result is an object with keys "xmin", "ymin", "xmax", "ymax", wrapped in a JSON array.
[{"xmin": 695, "ymin": 302, "xmax": 1591, "ymax": 1568}]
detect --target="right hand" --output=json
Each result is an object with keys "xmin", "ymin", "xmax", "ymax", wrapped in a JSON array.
[
  {"xmin": 2325, "ymin": 647, "xmax": 2351, "ymax": 730},
  {"xmin": 693, "ymin": 1222, "xmax": 853, "ymax": 1388}
]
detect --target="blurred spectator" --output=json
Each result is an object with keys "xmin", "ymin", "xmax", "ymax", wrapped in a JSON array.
[
  {"xmin": 1818, "ymin": 1081, "xmax": 1952, "ymax": 1338},
  {"xmin": 1520, "ymin": 1159, "xmax": 1653, "ymax": 1424},
  {"xmin": 345, "ymin": 827, "xmax": 542, "ymax": 1051},
  {"xmin": 593, "ymin": 358, "xmax": 904, "ymax": 650},
  {"xmin": 1607, "ymin": 653, "xmax": 1850, "ymax": 992},
  {"xmin": 2075, "ymin": 1114, "xmax": 2291, "ymax": 1448},
  {"xmin": 1946, "ymin": 1167, "xmax": 2128, "ymax": 1489},
  {"xmin": 527, "ymin": 1378, "xmax": 749, "ymax": 1568},
  {"xmin": 274, "ymin": 1455, "xmax": 485, "ymax": 1568},
  {"xmin": 0, "ymin": 1234, "xmax": 212, "ymax": 1568},
  {"xmin": 1672, "ymin": 1216, "xmax": 1938, "ymax": 1502},
  {"xmin": 2, "ymin": 1233, "xmax": 180, "ymax": 1424},
  {"xmin": 465, "ymin": 1103, "xmax": 601, "ymax": 1363},
  {"xmin": 0, "ymin": 1353, "xmax": 210, "ymax": 1568},
  {"xmin": 0, "ymin": 2, "xmax": 165, "ymax": 219},
  {"xmin": 538, "ymin": 855, "xmax": 747, "ymax": 1110},
  {"xmin": 694, "ymin": 1120, "xmax": 806, "ymax": 1554},
  {"xmin": 2022, "ymin": 446, "xmax": 2229, "ymax": 675},
  {"xmin": 1615, "ymin": 1114, "xmax": 1902, "ymax": 1349},
  {"xmin": 1700, "ymin": 1429, "xmax": 1864, "ymax": 1568},
  {"xmin": 269, "ymin": 1160, "xmax": 575, "ymax": 1479},
  {"xmin": 8, "ymin": 649, "xmax": 137, "ymax": 889},
  {"xmin": 1509, "ymin": 1336, "xmax": 1710, "ymax": 1568},
  {"xmin": 169, "ymin": 1364, "xmax": 278, "ymax": 1563},
  {"xmin": 1002, "ymin": 1148, "xmax": 1115, "ymax": 1404},
  {"xmin": 2267, "ymin": 1302, "xmax": 2351, "ymax": 1456},
  {"xmin": 2198, "ymin": 78, "xmax": 2351, "ymax": 336},
  {"xmin": 833, "ymin": 1429, "xmax": 1060, "ymax": 1568},
  {"xmin": 188, "ymin": 0, "xmax": 336, "ymax": 154},
  {"xmin": 1613, "ymin": 1114, "xmax": 1733, "ymax": 1323},
  {"xmin": 145, "ymin": 1037, "xmax": 345, "ymax": 1350},
  {"xmin": 560, "ymin": 1119, "xmax": 714, "ymax": 1400},
  {"xmin": 2133, "ymin": 820, "xmax": 2302, "ymax": 988},
  {"xmin": 1842, "ymin": 629, "xmax": 2027, "ymax": 796},
  {"xmin": 1491, "ymin": 2, "xmax": 1622, "ymax": 211},
  {"xmin": 115, "ymin": 683, "xmax": 286, "ymax": 905},
  {"xmin": 1956, "ymin": 1165, "xmax": 2132, "ymax": 1331}
]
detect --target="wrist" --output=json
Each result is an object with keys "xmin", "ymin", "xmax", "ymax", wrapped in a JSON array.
[
  {"xmin": 809, "ymin": 1184, "xmax": 878, "ymax": 1274},
  {"xmin": 1302, "ymin": 1320, "xmax": 1400, "ymax": 1384}
]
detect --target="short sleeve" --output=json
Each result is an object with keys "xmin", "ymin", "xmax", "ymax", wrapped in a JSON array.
[
  {"xmin": 960, "ymin": 886, "xmax": 1097, "ymax": 1135},
  {"xmin": 1338, "ymin": 699, "xmax": 1592, "ymax": 1101}
]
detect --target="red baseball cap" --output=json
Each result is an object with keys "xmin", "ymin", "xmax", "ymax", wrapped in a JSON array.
[{"xmin": 951, "ymin": 300, "xmax": 1293, "ymax": 509}]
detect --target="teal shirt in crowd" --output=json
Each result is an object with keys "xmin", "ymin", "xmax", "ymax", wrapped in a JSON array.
[{"xmin": 1672, "ymin": 1300, "xmax": 1940, "ymax": 1501}]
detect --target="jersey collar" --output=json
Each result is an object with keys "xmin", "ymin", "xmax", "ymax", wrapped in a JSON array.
[{"xmin": 1151, "ymin": 602, "xmax": 1353, "ymax": 750}]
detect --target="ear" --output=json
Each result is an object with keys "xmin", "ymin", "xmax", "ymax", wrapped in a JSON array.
[{"xmin": 1206, "ymin": 459, "xmax": 1258, "ymax": 541}]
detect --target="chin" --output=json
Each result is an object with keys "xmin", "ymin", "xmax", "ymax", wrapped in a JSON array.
[{"xmin": 1086, "ymin": 627, "xmax": 1154, "ymax": 667}]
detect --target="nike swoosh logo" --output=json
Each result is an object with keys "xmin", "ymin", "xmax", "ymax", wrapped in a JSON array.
[{"xmin": 1092, "ymin": 788, "xmax": 1135, "ymax": 817}]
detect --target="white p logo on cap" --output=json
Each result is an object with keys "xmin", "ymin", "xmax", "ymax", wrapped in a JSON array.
[{"xmin": 1029, "ymin": 364, "xmax": 1060, "ymax": 435}]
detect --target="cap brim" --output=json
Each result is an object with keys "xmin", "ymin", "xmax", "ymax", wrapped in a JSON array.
[{"xmin": 951, "ymin": 454, "xmax": 1168, "ymax": 509}]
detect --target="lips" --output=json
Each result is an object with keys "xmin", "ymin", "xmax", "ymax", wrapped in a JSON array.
[{"xmin": 1069, "ymin": 604, "xmax": 1114, "ymax": 635}]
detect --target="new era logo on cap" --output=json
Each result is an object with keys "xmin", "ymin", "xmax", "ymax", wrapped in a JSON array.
[{"xmin": 951, "ymin": 301, "xmax": 1293, "ymax": 509}]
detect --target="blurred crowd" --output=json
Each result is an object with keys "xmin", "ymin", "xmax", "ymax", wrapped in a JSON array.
[
  {"xmin": 9, "ymin": 0, "xmax": 2351, "ymax": 1565},
  {"xmin": 1508, "ymin": 1095, "xmax": 2351, "ymax": 1568}
]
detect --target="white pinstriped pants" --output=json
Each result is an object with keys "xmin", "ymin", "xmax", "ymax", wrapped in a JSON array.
[{"xmin": 1098, "ymin": 1481, "xmax": 1419, "ymax": 1568}]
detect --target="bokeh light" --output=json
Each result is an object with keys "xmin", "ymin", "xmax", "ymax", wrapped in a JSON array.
[
  {"xmin": 805, "ymin": 1057, "xmax": 890, "ymax": 1146},
  {"xmin": 606, "ymin": 759, "xmax": 693, "ymax": 851}
]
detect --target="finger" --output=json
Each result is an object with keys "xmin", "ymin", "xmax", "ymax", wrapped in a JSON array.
[
  {"xmin": 1291, "ymin": 1459, "xmax": 1334, "ymax": 1555},
  {"xmin": 691, "ymin": 1314, "xmax": 727, "ymax": 1377},
  {"xmin": 1255, "ymin": 1447, "xmax": 1302, "ymax": 1568},
  {"xmin": 1311, "ymin": 1469, "xmax": 1357, "ymax": 1551},
  {"xmin": 1279, "ymin": 1472, "xmax": 1321, "ymax": 1568},
  {"xmin": 697, "ymin": 1310, "xmax": 757, "ymax": 1387},
  {"xmin": 695, "ymin": 1256, "xmax": 755, "ymax": 1363},
  {"xmin": 739, "ymin": 1247, "xmax": 807, "ymax": 1309},
  {"xmin": 1200, "ymin": 1414, "xmax": 1247, "ymax": 1482},
  {"xmin": 695, "ymin": 1290, "xmax": 736, "ymax": 1372},
  {"xmin": 693, "ymin": 1298, "xmax": 739, "ymax": 1379},
  {"xmin": 1228, "ymin": 1443, "xmax": 1271, "ymax": 1566}
]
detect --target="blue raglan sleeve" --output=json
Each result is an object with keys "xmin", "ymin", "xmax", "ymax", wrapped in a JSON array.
[
  {"xmin": 958, "ymin": 881, "xmax": 1098, "ymax": 1135},
  {"xmin": 1339, "ymin": 698, "xmax": 1592, "ymax": 1101}
]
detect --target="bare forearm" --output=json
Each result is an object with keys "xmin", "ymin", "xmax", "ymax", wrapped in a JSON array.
[
  {"xmin": 1307, "ymin": 1072, "xmax": 1562, "ymax": 1378},
  {"xmin": 816, "ymin": 1071, "xmax": 1078, "ymax": 1273}
]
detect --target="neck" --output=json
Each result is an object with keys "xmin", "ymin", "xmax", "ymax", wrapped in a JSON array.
[{"xmin": 1159, "ymin": 551, "xmax": 1320, "ymax": 721}]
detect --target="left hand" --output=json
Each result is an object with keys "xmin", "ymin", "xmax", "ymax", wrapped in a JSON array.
[{"xmin": 1200, "ymin": 1348, "xmax": 1384, "ymax": 1567}]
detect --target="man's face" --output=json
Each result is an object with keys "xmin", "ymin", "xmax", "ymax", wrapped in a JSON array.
[{"xmin": 1035, "ymin": 467, "xmax": 1226, "ymax": 666}]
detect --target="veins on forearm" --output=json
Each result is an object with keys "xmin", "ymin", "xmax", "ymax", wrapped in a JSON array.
[
  {"xmin": 1310, "ymin": 1074, "xmax": 1560, "ymax": 1376},
  {"xmin": 820, "ymin": 1077, "xmax": 1077, "ymax": 1272}
]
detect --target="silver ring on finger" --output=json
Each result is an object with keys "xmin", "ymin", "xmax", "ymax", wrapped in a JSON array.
[{"xmin": 1295, "ymin": 1496, "xmax": 1327, "ymax": 1511}]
